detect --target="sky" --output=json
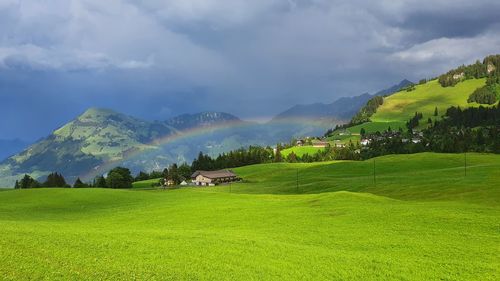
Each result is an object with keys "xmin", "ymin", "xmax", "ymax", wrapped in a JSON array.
[{"xmin": 1, "ymin": 0, "xmax": 500, "ymax": 140}]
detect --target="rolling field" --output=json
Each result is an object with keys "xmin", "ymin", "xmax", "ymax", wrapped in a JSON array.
[
  {"xmin": 0, "ymin": 153, "xmax": 499, "ymax": 280},
  {"xmin": 352, "ymin": 78, "xmax": 486, "ymax": 133},
  {"xmin": 346, "ymin": 121, "xmax": 406, "ymax": 134}
]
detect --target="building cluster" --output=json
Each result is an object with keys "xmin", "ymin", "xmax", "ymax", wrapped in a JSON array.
[
  {"xmin": 360, "ymin": 131, "xmax": 423, "ymax": 146},
  {"xmin": 162, "ymin": 169, "xmax": 241, "ymax": 188},
  {"xmin": 296, "ymin": 137, "xmax": 330, "ymax": 148}
]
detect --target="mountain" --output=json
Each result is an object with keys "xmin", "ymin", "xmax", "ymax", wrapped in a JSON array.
[
  {"xmin": 0, "ymin": 139, "xmax": 31, "ymax": 161},
  {"xmin": 165, "ymin": 112, "xmax": 242, "ymax": 130},
  {"xmin": 273, "ymin": 80, "xmax": 413, "ymax": 121},
  {"xmin": 373, "ymin": 79, "xmax": 413, "ymax": 96},
  {"xmin": 0, "ymin": 108, "xmax": 291, "ymax": 187},
  {"xmin": 0, "ymin": 108, "xmax": 177, "ymax": 186}
]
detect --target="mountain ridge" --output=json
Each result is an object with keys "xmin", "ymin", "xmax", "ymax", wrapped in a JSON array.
[
  {"xmin": 0, "ymin": 79, "xmax": 417, "ymax": 187},
  {"xmin": 272, "ymin": 79, "xmax": 413, "ymax": 121},
  {"xmin": 0, "ymin": 108, "xmax": 287, "ymax": 186}
]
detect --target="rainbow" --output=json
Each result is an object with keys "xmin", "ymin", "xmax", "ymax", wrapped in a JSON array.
[{"xmin": 79, "ymin": 117, "xmax": 337, "ymax": 180}]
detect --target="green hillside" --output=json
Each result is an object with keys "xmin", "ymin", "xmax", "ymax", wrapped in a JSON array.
[
  {"xmin": 281, "ymin": 146, "xmax": 325, "ymax": 157},
  {"xmin": 0, "ymin": 153, "xmax": 499, "ymax": 280},
  {"xmin": 132, "ymin": 178, "xmax": 160, "ymax": 189},
  {"xmin": 347, "ymin": 78, "xmax": 486, "ymax": 134}
]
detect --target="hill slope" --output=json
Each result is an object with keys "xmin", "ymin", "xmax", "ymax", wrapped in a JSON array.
[
  {"xmin": 341, "ymin": 78, "xmax": 487, "ymax": 135},
  {"xmin": 0, "ymin": 108, "xmax": 176, "ymax": 186},
  {"xmin": 0, "ymin": 153, "xmax": 498, "ymax": 280},
  {"xmin": 341, "ymin": 55, "xmax": 500, "ymax": 135}
]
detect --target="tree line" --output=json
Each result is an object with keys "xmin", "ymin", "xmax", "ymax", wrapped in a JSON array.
[
  {"xmin": 14, "ymin": 167, "xmax": 135, "ymax": 189},
  {"xmin": 349, "ymin": 96, "xmax": 384, "ymax": 125},
  {"xmin": 438, "ymin": 55, "xmax": 500, "ymax": 104},
  {"xmin": 362, "ymin": 103, "xmax": 500, "ymax": 156}
]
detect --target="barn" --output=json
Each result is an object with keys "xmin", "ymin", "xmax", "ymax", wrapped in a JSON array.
[{"xmin": 191, "ymin": 170, "xmax": 240, "ymax": 186}]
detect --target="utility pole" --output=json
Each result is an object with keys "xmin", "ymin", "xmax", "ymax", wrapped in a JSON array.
[
  {"xmin": 229, "ymin": 182, "xmax": 232, "ymax": 193},
  {"xmin": 373, "ymin": 158, "xmax": 376, "ymax": 186}
]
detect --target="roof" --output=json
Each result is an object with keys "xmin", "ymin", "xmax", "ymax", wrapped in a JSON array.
[{"xmin": 191, "ymin": 170, "xmax": 237, "ymax": 179}]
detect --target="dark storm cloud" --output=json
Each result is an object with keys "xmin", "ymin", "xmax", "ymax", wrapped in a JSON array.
[{"xmin": 0, "ymin": 0, "xmax": 499, "ymax": 140}]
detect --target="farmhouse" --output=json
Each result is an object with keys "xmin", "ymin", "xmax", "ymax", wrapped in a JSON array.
[{"xmin": 191, "ymin": 170, "xmax": 240, "ymax": 186}]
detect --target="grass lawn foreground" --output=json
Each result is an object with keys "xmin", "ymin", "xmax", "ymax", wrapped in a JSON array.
[{"xmin": 0, "ymin": 153, "xmax": 499, "ymax": 280}]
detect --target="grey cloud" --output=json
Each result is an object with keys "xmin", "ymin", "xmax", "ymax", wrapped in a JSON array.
[{"xmin": 0, "ymin": 0, "xmax": 499, "ymax": 140}]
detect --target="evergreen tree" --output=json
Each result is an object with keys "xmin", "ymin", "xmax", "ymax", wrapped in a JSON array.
[
  {"xmin": 286, "ymin": 152, "xmax": 298, "ymax": 163},
  {"xmin": 434, "ymin": 107, "xmax": 438, "ymax": 116},
  {"xmin": 149, "ymin": 171, "xmax": 163, "ymax": 179},
  {"xmin": 134, "ymin": 171, "xmax": 150, "ymax": 182},
  {"xmin": 274, "ymin": 146, "xmax": 283, "ymax": 162},
  {"xmin": 14, "ymin": 180, "xmax": 20, "ymax": 189},
  {"xmin": 73, "ymin": 178, "xmax": 88, "ymax": 188},
  {"xmin": 43, "ymin": 172, "xmax": 68, "ymax": 187},
  {"xmin": 178, "ymin": 163, "xmax": 192, "ymax": 181},
  {"xmin": 168, "ymin": 164, "xmax": 180, "ymax": 185},
  {"xmin": 360, "ymin": 128, "xmax": 366, "ymax": 137},
  {"xmin": 19, "ymin": 174, "xmax": 40, "ymax": 189}
]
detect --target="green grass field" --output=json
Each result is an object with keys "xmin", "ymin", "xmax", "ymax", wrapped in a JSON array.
[
  {"xmin": 346, "ymin": 121, "xmax": 406, "ymax": 134},
  {"xmin": 281, "ymin": 146, "xmax": 325, "ymax": 157},
  {"xmin": 350, "ymin": 78, "xmax": 486, "ymax": 133},
  {"xmin": 0, "ymin": 153, "xmax": 499, "ymax": 280},
  {"xmin": 132, "ymin": 178, "xmax": 160, "ymax": 189}
]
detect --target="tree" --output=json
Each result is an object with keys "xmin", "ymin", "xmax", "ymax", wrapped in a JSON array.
[
  {"xmin": 350, "ymin": 96, "xmax": 384, "ymax": 125},
  {"xmin": 286, "ymin": 152, "xmax": 298, "ymax": 163},
  {"xmin": 178, "ymin": 163, "xmax": 192, "ymax": 181},
  {"xmin": 167, "ymin": 164, "xmax": 180, "ymax": 185},
  {"xmin": 434, "ymin": 107, "xmax": 438, "ymax": 116},
  {"xmin": 43, "ymin": 172, "xmax": 68, "ymax": 187},
  {"xmin": 274, "ymin": 146, "xmax": 283, "ymax": 162},
  {"xmin": 19, "ymin": 174, "xmax": 40, "ymax": 189},
  {"xmin": 360, "ymin": 128, "xmax": 366, "ymax": 137},
  {"xmin": 94, "ymin": 176, "xmax": 107, "ymax": 188},
  {"xmin": 106, "ymin": 167, "xmax": 133, "ymax": 188},
  {"xmin": 149, "ymin": 171, "xmax": 163, "ymax": 179},
  {"xmin": 73, "ymin": 178, "xmax": 88, "ymax": 188},
  {"xmin": 467, "ymin": 86, "xmax": 498, "ymax": 104},
  {"xmin": 162, "ymin": 167, "xmax": 169, "ymax": 179},
  {"xmin": 135, "ymin": 171, "xmax": 150, "ymax": 182},
  {"xmin": 14, "ymin": 180, "xmax": 20, "ymax": 189}
]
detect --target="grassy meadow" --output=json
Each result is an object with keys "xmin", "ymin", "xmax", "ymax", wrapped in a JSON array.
[
  {"xmin": 132, "ymin": 178, "xmax": 160, "ymax": 189},
  {"xmin": 281, "ymin": 146, "xmax": 325, "ymax": 157},
  {"xmin": 351, "ymin": 78, "xmax": 486, "ymax": 134},
  {"xmin": 0, "ymin": 153, "xmax": 499, "ymax": 280}
]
